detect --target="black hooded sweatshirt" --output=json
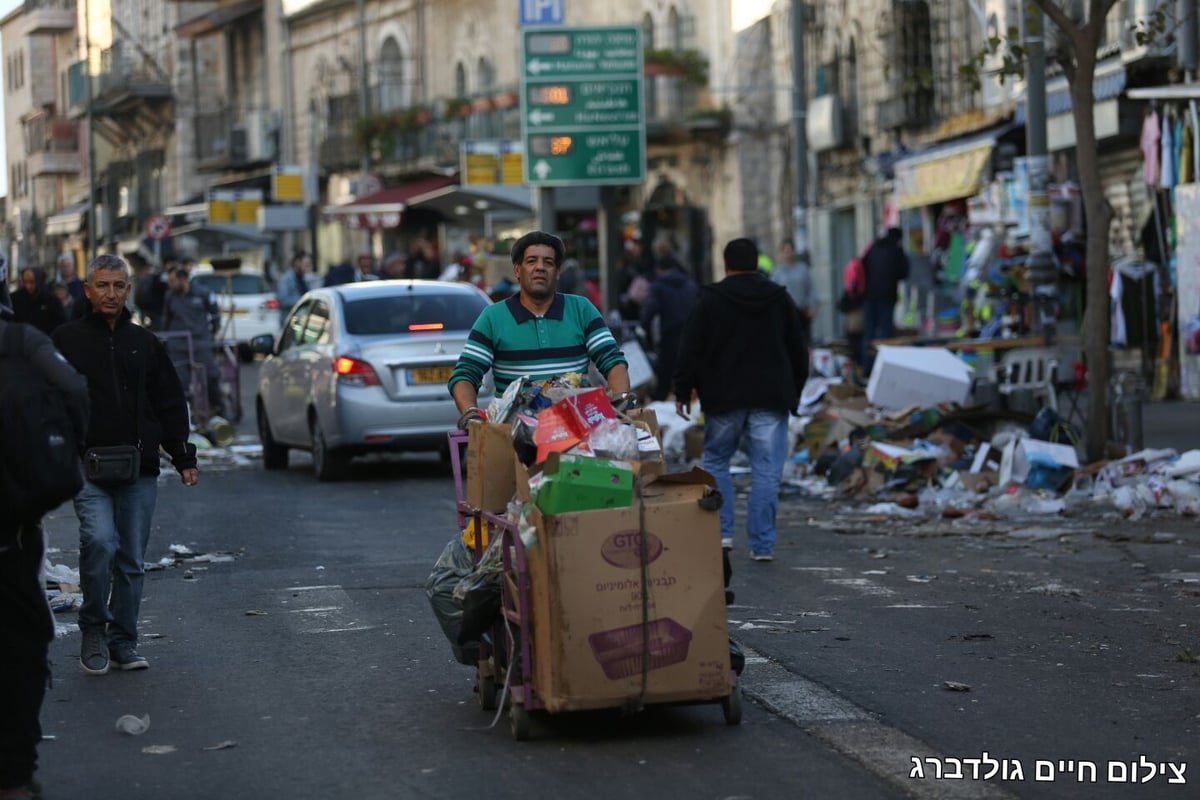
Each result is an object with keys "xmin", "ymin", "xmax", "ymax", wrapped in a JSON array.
[
  {"xmin": 673, "ymin": 271, "xmax": 809, "ymax": 416},
  {"xmin": 52, "ymin": 308, "xmax": 197, "ymax": 477}
]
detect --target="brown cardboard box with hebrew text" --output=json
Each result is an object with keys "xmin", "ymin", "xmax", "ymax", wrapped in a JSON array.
[
  {"xmin": 466, "ymin": 422, "xmax": 515, "ymax": 511},
  {"xmin": 525, "ymin": 469, "xmax": 731, "ymax": 712}
]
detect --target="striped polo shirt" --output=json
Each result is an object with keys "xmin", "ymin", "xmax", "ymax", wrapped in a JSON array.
[{"xmin": 448, "ymin": 293, "xmax": 627, "ymax": 395}]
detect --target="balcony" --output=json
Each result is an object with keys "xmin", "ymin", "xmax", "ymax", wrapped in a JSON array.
[
  {"xmin": 25, "ymin": 115, "xmax": 80, "ymax": 176},
  {"xmin": 876, "ymin": 89, "xmax": 934, "ymax": 131},
  {"xmin": 91, "ymin": 42, "xmax": 172, "ymax": 117},
  {"xmin": 195, "ymin": 107, "xmax": 278, "ymax": 171},
  {"xmin": 26, "ymin": 0, "xmax": 75, "ymax": 34}
]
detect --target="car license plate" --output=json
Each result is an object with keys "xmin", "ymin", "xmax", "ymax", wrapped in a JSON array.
[{"xmin": 409, "ymin": 366, "xmax": 453, "ymax": 385}]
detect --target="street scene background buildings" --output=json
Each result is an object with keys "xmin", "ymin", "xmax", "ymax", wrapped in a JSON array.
[{"xmin": 0, "ymin": 0, "xmax": 1186, "ymax": 346}]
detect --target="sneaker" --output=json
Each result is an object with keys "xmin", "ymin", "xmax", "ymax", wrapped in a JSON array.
[
  {"xmin": 109, "ymin": 644, "xmax": 149, "ymax": 671},
  {"xmin": 79, "ymin": 627, "xmax": 109, "ymax": 675},
  {"xmin": 750, "ymin": 552, "xmax": 774, "ymax": 562},
  {"xmin": 721, "ymin": 538, "xmax": 733, "ymax": 549}
]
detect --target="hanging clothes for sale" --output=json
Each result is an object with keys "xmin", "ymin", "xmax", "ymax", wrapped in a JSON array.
[
  {"xmin": 1182, "ymin": 120, "xmax": 1195, "ymax": 185},
  {"xmin": 1141, "ymin": 107, "xmax": 1161, "ymax": 186},
  {"xmin": 1109, "ymin": 255, "xmax": 1161, "ymax": 351},
  {"xmin": 1160, "ymin": 109, "xmax": 1176, "ymax": 189}
]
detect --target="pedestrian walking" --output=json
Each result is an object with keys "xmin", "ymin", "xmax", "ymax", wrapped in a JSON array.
[
  {"xmin": 275, "ymin": 251, "xmax": 313, "ymax": 324},
  {"xmin": 11, "ymin": 267, "xmax": 66, "ymax": 336},
  {"xmin": 162, "ymin": 267, "xmax": 225, "ymax": 418},
  {"xmin": 772, "ymin": 240, "xmax": 816, "ymax": 343},
  {"xmin": 0, "ymin": 269, "xmax": 89, "ymax": 800},
  {"xmin": 640, "ymin": 256, "xmax": 698, "ymax": 401},
  {"xmin": 860, "ymin": 227, "xmax": 910, "ymax": 370},
  {"xmin": 55, "ymin": 253, "xmax": 87, "ymax": 319},
  {"xmin": 52, "ymin": 254, "xmax": 199, "ymax": 676},
  {"xmin": 674, "ymin": 238, "xmax": 809, "ymax": 562}
]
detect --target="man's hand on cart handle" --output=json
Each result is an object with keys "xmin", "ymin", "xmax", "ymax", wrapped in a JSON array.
[
  {"xmin": 608, "ymin": 391, "xmax": 638, "ymax": 414},
  {"xmin": 457, "ymin": 406, "xmax": 487, "ymax": 430}
]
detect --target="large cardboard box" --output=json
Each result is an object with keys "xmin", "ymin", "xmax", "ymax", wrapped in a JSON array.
[
  {"xmin": 526, "ymin": 469, "xmax": 731, "ymax": 713},
  {"xmin": 867, "ymin": 346, "xmax": 974, "ymax": 411},
  {"xmin": 466, "ymin": 422, "xmax": 516, "ymax": 511},
  {"xmin": 534, "ymin": 453, "xmax": 634, "ymax": 514}
]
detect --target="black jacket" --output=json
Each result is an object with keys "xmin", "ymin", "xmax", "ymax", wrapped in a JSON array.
[
  {"xmin": 641, "ymin": 268, "xmax": 699, "ymax": 339},
  {"xmin": 52, "ymin": 309, "xmax": 197, "ymax": 476},
  {"xmin": 11, "ymin": 286, "xmax": 66, "ymax": 335},
  {"xmin": 673, "ymin": 272, "xmax": 809, "ymax": 416},
  {"xmin": 862, "ymin": 236, "xmax": 910, "ymax": 304}
]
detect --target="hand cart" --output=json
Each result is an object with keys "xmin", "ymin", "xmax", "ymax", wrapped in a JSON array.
[{"xmin": 447, "ymin": 428, "xmax": 741, "ymax": 740}]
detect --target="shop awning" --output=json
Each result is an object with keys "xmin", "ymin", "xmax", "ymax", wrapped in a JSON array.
[
  {"xmin": 324, "ymin": 175, "xmax": 456, "ymax": 230},
  {"xmin": 405, "ymin": 183, "xmax": 534, "ymax": 224},
  {"xmin": 1128, "ymin": 83, "xmax": 1200, "ymax": 100},
  {"xmin": 893, "ymin": 130, "xmax": 1001, "ymax": 210},
  {"xmin": 44, "ymin": 202, "xmax": 89, "ymax": 237}
]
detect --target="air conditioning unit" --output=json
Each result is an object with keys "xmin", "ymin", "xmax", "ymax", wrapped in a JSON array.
[{"xmin": 230, "ymin": 113, "xmax": 279, "ymax": 166}]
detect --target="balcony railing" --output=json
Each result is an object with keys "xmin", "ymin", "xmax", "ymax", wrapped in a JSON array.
[
  {"xmin": 93, "ymin": 42, "xmax": 172, "ymax": 111},
  {"xmin": 195, "ymin": 107, "xmax": 278, "ymax": 170},
  {"xmin": 876, "ymin": 89, "xmax": 934, "ymax": 130}
]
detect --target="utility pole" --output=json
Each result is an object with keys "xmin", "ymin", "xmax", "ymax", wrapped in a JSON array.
[
  {"xmin": 1023, "ymin": 3, "xmax": 1055, "ymax": 337},
  {"xmin": 84, "ymin": 0, "xmax": 98, "ymax": 263},
  {"xmin": 791, "ymin": 0, "xmax": 808, "ymax": 255},
  {"xmin": 356, "ymin": 0, "xmax": 370, "ymax": 180}
]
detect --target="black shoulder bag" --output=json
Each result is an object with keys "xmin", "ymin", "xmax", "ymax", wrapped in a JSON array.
[{"xmin": 84, "ymin": 357, "xmax": 144, "ymax": 486}]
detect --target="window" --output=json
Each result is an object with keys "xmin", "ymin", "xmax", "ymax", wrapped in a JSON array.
[
  {"xmin": 842, "ymin": 39, "xmax": 859, "ymax": 138},
  {"xmin": 343, "ymin": 292, "xmax": 488, "ymax": 335},
  {"xmin": 300, "ymin": 301, "xmax": 331, "ymax": 345},
  {"xmin": 192, "ymin": 273, "xmax": 271, "ymax": 296},
  {"xmin": 377, "ymin": 37, "xmax": 404, "ymax": 112},
  {"xmin": 454, "ymin": 62, "xmax": 467, "ymax": 98},
  {"xmin": 281, "ymin": 300, "xmax": 314, "ymax": 351}
]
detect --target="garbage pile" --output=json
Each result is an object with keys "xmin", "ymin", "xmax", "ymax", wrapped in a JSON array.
[{"xmin": 646, "ymin": 346, "xmax": 1200, "ymax": 520}]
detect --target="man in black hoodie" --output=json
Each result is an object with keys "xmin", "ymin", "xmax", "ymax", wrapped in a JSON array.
[
  {"xmin": 674, "ymin": 238, "xmax": 809, "ymax": 561},
  {"xmin": 860, "ymin": 226, "xmax": 910, "ymax": 370},
  {"xmin": 52, "ymin": 254, "xmax": 199, "ymax": 677}
]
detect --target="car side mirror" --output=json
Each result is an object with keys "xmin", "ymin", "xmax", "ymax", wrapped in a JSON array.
[{"xmin": 250, "ymin": 333, "xmax": 276, "ymax": 355}]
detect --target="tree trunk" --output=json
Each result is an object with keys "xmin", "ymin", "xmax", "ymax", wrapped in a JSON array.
[{"xmin": 1067, "ymin": 47, "xmax": 1113, "ymax": 462}]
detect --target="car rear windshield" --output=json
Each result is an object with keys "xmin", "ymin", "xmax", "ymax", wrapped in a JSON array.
[
  {"xmin": 343, "ymin": 292, "xmax": 487, "ymax": 335},
  {"xmin": 192, "ymin": 273, "xmax": 271, "ymax": 295}
]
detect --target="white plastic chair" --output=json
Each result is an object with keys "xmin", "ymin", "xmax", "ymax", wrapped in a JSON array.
[{"xmin": 993, "ymin": 348, "xmax": 1059, "ymax": 413}]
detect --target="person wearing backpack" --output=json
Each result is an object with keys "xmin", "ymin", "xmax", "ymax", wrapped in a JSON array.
[
  {"xmin": 0, "ymin": 266, "xmax": 89, "ymax": 800},
  {"xmin": 52, "ymin": 254, "xmax": 199, "ymax": 677}
]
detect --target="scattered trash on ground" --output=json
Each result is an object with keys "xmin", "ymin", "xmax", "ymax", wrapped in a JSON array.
[{"xmin": 115, "ymin": 714, "xmax": 150, "ymax": 735}]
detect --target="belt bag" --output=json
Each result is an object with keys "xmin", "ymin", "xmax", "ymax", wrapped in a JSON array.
[{"xmin": 84, "ymin": 445, "xmax": 142, "ymax": 486}]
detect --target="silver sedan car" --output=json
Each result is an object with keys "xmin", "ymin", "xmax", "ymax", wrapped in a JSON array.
[{"xmin": 252, "ymin": 280, "xmax": 491, "ymax": 480}]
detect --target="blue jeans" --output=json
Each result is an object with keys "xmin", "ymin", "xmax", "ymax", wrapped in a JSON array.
[
  {"xmin": 862, "ymin": 298, "xmax": 896, "ymax": 369},
  {"xmin": 73, "ymin": 475, "xmax": 158, "ymax": 645},
  {"xmin": 702, "ymin": 409, "xmax": 789, "ymax": 556}
]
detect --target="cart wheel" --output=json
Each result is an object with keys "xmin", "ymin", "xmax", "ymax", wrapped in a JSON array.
[
  {"xmin": 721, "ymin": 684, "xmax": 743, "ymax": 726},
  {"xmin": 510, "ymin": 702, "xmax": 532, "ymax": 741},
  {"xmin": 477, "ymin": 674, "xmax": 498, "ymax": 712}
]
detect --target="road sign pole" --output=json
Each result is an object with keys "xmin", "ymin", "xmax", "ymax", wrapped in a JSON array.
[{"xmin": 538, "ymin": 187, "xmax": 556, "ymax": 234}]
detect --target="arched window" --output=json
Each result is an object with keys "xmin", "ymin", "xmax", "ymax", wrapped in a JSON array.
[
  {"xmin": 454, "ymin": 62, "xmax": 467, "ymax": 98},
  {"xmin": 477, "ymin": 57, "xmax": 497, "ymax": 137},
  {"xmin": 377, "ymin": 37, "xmax": 404, "ymax": 112},
  {"xmin": 642, "ymin": 13, "xmax": 657, "ymax": 118}
]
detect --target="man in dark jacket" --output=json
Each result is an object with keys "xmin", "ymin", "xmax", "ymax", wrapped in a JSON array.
[
  {"xmin": 52, "ymin": 254, "xmax": 199, "ymax": 677},
  {"xmin": 860, "ymin": 227, "xmax": 910, "ymax": 370},
  {"xmin": 641, "ymin": 258, "xmax": 698, "ymax": 401},
  {"xmin": 162, "ymin": 267, "xmax": 225, "ymax": 418},
  {"xmin": 11, "ymin": 267, "xmax": 66, "ymax": 335},
  {"xmin": 0, "ymin": 275, "xmax": 89, "ymax": 800},
  {"xmin": 674, "ymin": 238, "xmax": 809, "ymax": 561}
]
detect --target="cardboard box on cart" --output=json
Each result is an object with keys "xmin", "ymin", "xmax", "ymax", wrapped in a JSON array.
[
  {"xmin": 524, "ymin": 469, "xmax": 731, "ymax": 713},
  {"xmin": 466, "ymin": 422, "xmax": 516, "ymax": 511}
]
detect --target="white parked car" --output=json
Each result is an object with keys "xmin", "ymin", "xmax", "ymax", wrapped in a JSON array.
[{"xmin": 190, "ymin": 267, "xmax": 279, "ymax": 358}]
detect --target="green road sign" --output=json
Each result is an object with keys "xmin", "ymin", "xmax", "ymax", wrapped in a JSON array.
[{"xmin": 520, "ymin": 26, "xmax": 645, "ymax": 186}]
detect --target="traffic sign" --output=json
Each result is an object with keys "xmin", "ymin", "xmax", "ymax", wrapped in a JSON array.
[
  {"xmin": 145, "ymin": 214, "xmax": 171, "ymax": 241},
  {"xmin": 519, "ymin": 0, "xmax": 563, "ymax": 26},
  {"xmin": 520, "ymin": 26, "xmax": 644, "ymax": 186}
]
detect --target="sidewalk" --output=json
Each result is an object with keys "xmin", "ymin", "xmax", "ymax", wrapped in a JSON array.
[{"xmin": 1141, "ymin": 399, "xmax": 1200, "ymax": 452}]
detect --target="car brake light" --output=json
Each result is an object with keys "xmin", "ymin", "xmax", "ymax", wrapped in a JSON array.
[
  {"xmin": 408, "ymin": 322, "xmax": 445, "ymax": 332},
  {"xmin": 262, "ymin": 297, "xmax": 280, "ymax": 310},
  {"xmin": 334, "ymin": 356, "xmax": 380, "ymax": 386}
]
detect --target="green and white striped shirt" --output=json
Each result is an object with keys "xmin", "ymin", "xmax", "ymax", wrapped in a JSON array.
[{"xmin": 448, "ymin": 293, "xmax": 627, "ymax": 395}]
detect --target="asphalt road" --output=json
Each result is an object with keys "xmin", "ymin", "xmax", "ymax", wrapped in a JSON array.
[{"xmin": 30, "ymin": 364, "xmax": 1197, "ymax": 799}]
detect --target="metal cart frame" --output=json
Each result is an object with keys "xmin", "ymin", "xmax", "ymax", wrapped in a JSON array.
[{"xmin": 447, "ymin": 429, "xmax": 741, "ymax": 740}]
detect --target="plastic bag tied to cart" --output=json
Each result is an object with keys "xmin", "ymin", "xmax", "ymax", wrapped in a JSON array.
[
  {"xmin": 453, "ymin": 532, "xmax": 504, "ymax": 646},
  {"xmin": 424, "ymin": 537, "xmax": 481, "ymax": 666}
]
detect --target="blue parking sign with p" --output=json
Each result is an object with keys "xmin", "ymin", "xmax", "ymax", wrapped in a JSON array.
[{"xmin": 520, "ymin": 0, "xmax": 563, "ymax": 25}]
